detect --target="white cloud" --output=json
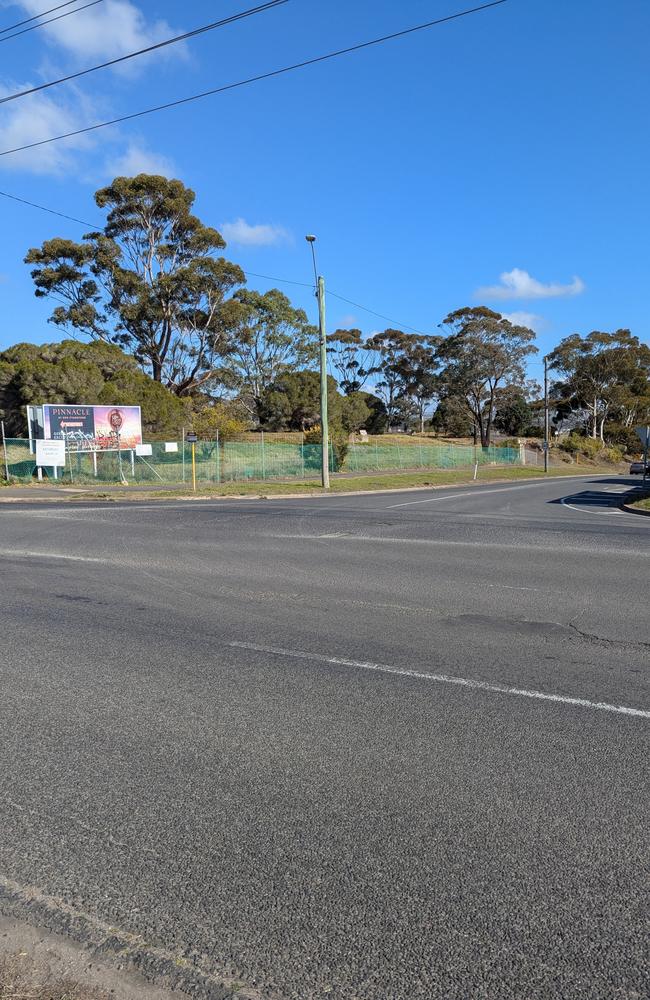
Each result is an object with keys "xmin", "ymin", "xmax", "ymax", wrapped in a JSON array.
[
  {"xmin": 476, "ymin": 268, "xmax": 585, "ymax": 300},
  {"xmin": 105, "ymin": 141, "xmax": 176, "ymax": 179},
  {"xmin": 0, "ymin": 85, "xmax": 96, "ymax": 175},
  {"xmin": 500, "ymin": 311, "xmax": 545, "ymax": 332},
  {"xmin": 221, "ymin": 218, "xmax": 290, "ymax": 247},
  {"xmin": 338, "ymin": 313, "xmax": 358, "ymax": 327},
  {"xmin": 12, "ymin": 0, "xmax": 181, "ymax": 66}
]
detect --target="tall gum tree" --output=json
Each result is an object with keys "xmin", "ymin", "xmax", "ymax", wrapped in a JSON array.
[
  {"xmin": 548, "ymin": 330, "xmax": 650, "ymax": 440},
  {"xmin": 437, "ymin": 307, "xmax": 537, "ymax": 447},
  {"xmin": 214, "ymin": 288, "xmax": 317, "ymax": 423},
  {"xmin": 25, "ymin": 175, "xmax": 244, "ymax": 396}
]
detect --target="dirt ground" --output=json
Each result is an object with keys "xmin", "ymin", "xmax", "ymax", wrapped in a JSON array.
[{"xmin": 0, "ymin": 915, "xmax": 188, "ymax": 1000}]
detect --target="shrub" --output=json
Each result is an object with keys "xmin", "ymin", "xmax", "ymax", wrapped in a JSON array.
[
  {"xmin": 304, "ymin": 424, "xmax": 348, "ymax": 471},
  {"xmin": 601, "ymin": 445, "xmax": 623, "ymax": 464}
]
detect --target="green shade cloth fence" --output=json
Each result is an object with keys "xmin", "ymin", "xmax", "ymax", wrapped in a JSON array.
[{"xmin": 2, "ymin": 437, "xmax": 522, "ymax": 485}]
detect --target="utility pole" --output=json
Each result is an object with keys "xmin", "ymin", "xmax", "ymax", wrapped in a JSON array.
[
  {"xmin": 306, "ymin": 235, "xmax": 330, "ymax": 489},
  {"xmin": 544, "ymin": 355, "xmax": 549, "ymax": 474}
]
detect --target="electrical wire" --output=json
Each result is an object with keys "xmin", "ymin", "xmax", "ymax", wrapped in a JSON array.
[
  {"xmin": 0, "ymin": 187, "xmax": 430, "ymax": 335},
  {"xmin": 243, "ymin": 270, "xmax": 312, "ymax": 288},
  {"xmin": 0, "ymin": 188, "xmax": 99, "ymax": 227},
  {"xmin": 0, "ymin": 0, "xmax": 289, "ymax": 104},
  {"xmin": 0, "ymin": 0, "xmax": 84, "ymax": 35},
  {"xmin": 327, "ymin": 289, "xmax": 431, "ymax": 336},
  {"xmin": 0, "ymin": 0, "xmax": 103, "ymax": 43},
  {"xmin": 0, "ymin": 0, "xmax": 507, "ymax": 156}
]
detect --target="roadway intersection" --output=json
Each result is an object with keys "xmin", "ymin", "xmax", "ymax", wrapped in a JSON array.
[{"xmin": 0, "ymin": 474, "xmax": 648, "ymax": 999}]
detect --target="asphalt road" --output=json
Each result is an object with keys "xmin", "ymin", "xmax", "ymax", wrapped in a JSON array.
[{"xmin": 0, "ymin": 474, "xmax": 648, "ymax": 1000}]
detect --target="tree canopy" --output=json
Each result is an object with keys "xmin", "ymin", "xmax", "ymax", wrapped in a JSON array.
[
  {"xmin": 548, "ymin": 329, "xmax": 650, "ymax": 441},
  {"xmin": 0, "ymin": 339, "xmax": 188, "ymax": 437},
  {"xmin": 214, "ymin": 288, "xmax": 317, "ymax": 423},
  {"xmin": 437, "ymin": 307, "xmax": 538, "ymax": 447},
  {"xmin": 25, "ymin": 175, "xmax": 244, "ymax": 397}
]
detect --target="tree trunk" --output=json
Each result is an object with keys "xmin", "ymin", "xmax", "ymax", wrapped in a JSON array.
[
  {"xmin": 152, "ymin": 359, "xmax": 162, "ymax": 382},
  {"xmin": 591, "ymin": 397, "xmax": 598, "ymax": 438}
]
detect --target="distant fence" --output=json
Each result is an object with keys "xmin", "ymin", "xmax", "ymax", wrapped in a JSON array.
[{"xmin": 1, "ymin": 435, "xmax": 527, "ymax": 486}]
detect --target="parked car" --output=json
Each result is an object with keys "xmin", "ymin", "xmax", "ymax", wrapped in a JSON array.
[{"xmin": 629, "ymin": 461, "xmax": 649, "ymax": 475}]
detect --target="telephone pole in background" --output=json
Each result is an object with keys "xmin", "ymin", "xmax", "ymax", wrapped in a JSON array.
[
  {"xmin": 544, "ymin": 355, "xmax": 550, "ymax": 473},
  {"xmin": 305, "ymin": 235, "xmax": 330, "ymax": 489}
]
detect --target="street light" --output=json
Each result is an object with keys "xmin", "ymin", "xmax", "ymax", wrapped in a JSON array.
[{"xmin": 305, "ymin": 235, "xmax": 330, "ymax": 489}]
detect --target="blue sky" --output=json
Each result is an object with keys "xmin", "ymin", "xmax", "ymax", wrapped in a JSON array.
[{"xmin": 0, "ymin": 0, "xmax": 648, "ymax": 375}]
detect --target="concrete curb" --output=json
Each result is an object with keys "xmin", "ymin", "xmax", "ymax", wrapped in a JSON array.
[
  {"xmin": 621, "ymin": 497, "xmax": 650, "ymax": 517},
  {"xmin": 0, "ymin": 470, "xmax": 620, "ymax": 505}
]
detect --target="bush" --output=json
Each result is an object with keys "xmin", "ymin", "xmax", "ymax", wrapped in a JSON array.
[
  {"xmin": 605, "ymin": 425, "xmax": 645, "ymax": 454},
  {"xmin": 558, "ymin": 433, "xmax": 623, "ymax": 464},
  {"xmin": 304, "ymin": 424, "xmax": 348, "ymax": 471},
  {"xmin": 601, "ymin": 445, "xmax": 623, "ymax": 464},
  {"xmin": 559, "ymin": 433, "xmax": 600, "ymax": 457}
]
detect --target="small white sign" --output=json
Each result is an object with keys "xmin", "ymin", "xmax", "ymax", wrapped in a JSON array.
[
  {"xmin": 164, "ymin": 442, "xmax": 178, "ymax": 453},
  {"xmin": 135, "ymin": 443, "xmax": 153, "ymax": 457},
  {"xmin": 35, "ymin": 439, "xmax": 66, "ymax": 467}
]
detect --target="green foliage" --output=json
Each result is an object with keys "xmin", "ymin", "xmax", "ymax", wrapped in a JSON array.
[
  {"xmin": 365, "ymin": 329, "xmax": 439, "ymax": 429},
  {"xmin": 437, "ymin": 307, "xmax": 538, "ymax": 446},
  {"xmin": 604, "ymin": 424, "xmax": 645, "ymax": 454},
  {"xmin": 25, "ymin": 175, "xmax": 244, "ymax": 396},
  {"xmin": 340, "ymin": 392, "xmax": 372, "ymax": 432},
  {"xmin": 355, "ymin": 392, "xmax": 387, "ymax": 434},
  {"xmin": 188, "ymin": 398, "xmax": 249, "ymax": 440},
  {"xmin": 494, "ymin": 392, "xmax": 533, "ymax": 436},
  {"xmin": 217, "ymin": 289, "xmax": 317, "ymax": 422},
  {"xmin": 549, "ymin": 329, "xmax": 650, "ymax": 441},
  {"xmin": 558, "ymin": 433, "xmax": 623, "ymax": 464},
  {"xmin": 257, "ymin": 371, "xmax": 346, "ymax": 432},
  {"xmin": 431, "ymin": 396, "xmax": 473, "ymax": 437},
  {"xmin": 303, "ymin": 423, "xmax": 348, "ymax": 470},
  {"xmin": 0, "ymin": 339, "xmax": 186, "ymax": 437},
  {"xmin": 327, "ymin": 328, "xmax": 378, "ymax": 394}
]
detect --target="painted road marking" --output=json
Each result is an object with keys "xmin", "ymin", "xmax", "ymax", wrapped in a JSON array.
[
  {"xmin": 0, "ymin": 549, "xmax": 104, "ymax": 562},
  {"xmin": 267, "ymin": 533, "xmax": 648, "ymax": 557},
  {"xmin": 384, "ymin": 482, "xmax": 554, "ymax": 509},
  {"xmin": 229, "ymin": 641, "xmax": 650, "ymax": 719}
]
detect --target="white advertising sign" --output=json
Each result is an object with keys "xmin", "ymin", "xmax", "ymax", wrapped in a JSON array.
[
  {"xmin": 135, "ymin": 443, "xmax": 153, "ymax": 457},
  {"xmin": 164, "ymin": 442, "xmax": 178, "ymax": 453},
  {"xmin": 35, "ymin": 439, "xmax": 66, "ymax": 467}
]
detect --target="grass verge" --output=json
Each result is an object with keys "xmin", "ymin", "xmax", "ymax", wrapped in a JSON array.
[
  {"xmin": 45, "ymin": 464, "xmax": 614, "ymax": 502},
  {"xmin": 628, "ymin": 493, "xmax": 650, "ymax": 511}
]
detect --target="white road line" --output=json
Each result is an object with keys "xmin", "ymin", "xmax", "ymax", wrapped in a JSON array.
[
  {"xmin": 266, "ymin": 533, "xmax": 648, "ymax": 557},
  {"xmin": 0, "ymin": 549, "xmax": 104, "ymax": 562},
  {"xmin": 559, "ymin": 498, "xmax": 626, "ymax": 518},
  {"xmin": 384, "ymin": 482, "xmax": 552, "ymax": 509},
  {"xmin": 229, "ymin": 641, "xmax": 650, "ymax": 719}
]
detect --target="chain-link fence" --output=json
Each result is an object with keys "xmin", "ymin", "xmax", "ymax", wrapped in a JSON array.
[{"xmin": 2, "ymin": 434, "xmax": 526, "ymax": 486}]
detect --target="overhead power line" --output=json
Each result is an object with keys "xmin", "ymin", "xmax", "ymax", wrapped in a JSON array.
[
  {"xmin": 327, "ymin": 290, "xmax": 431, "ymax": 336},
  {"xmin": 0, "ymin": 0, "xmax": 83, "ymax": 34},
  {"xmin": 0, "ymin": 0, "xmax": 507, "ymax": 157},
  {"xmin": 0, "ymin": 0, "xmax": 103, "ymax": 43},
  {"xmin": 0, "ymin": 188, "xmax": 98, "ymax": 227},
  {"xmin": 0, "ymin": 188, "xmax": 427, "ymax": 335},
  {"xmin": 0, "ymin": 0, "xmax": 289, "ymax": 104}
]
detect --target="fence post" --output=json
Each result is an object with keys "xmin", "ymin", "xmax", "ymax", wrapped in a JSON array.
[
  {"xmin": 182, "ymin": 427, "xmax": 186, "ymax": 483},
  {"xmin": 216, "ymin": 430, "xmax": 220, "ymax": 484},
  {"xmin": 301, "ymin": 432, "xmax": 305, "ymax": 479},
  {"xmin": 1, "ymin": 421, "xmax": 9, "ymax": 481},
  {"xmin": 260, "ymin": 431, "xmax": 266, "ymax": 480}
]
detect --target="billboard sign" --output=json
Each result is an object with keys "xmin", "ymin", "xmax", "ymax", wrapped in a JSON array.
[{"xmin": 42, "ymin": 404, "xmax": 142, "ymax": 450}]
